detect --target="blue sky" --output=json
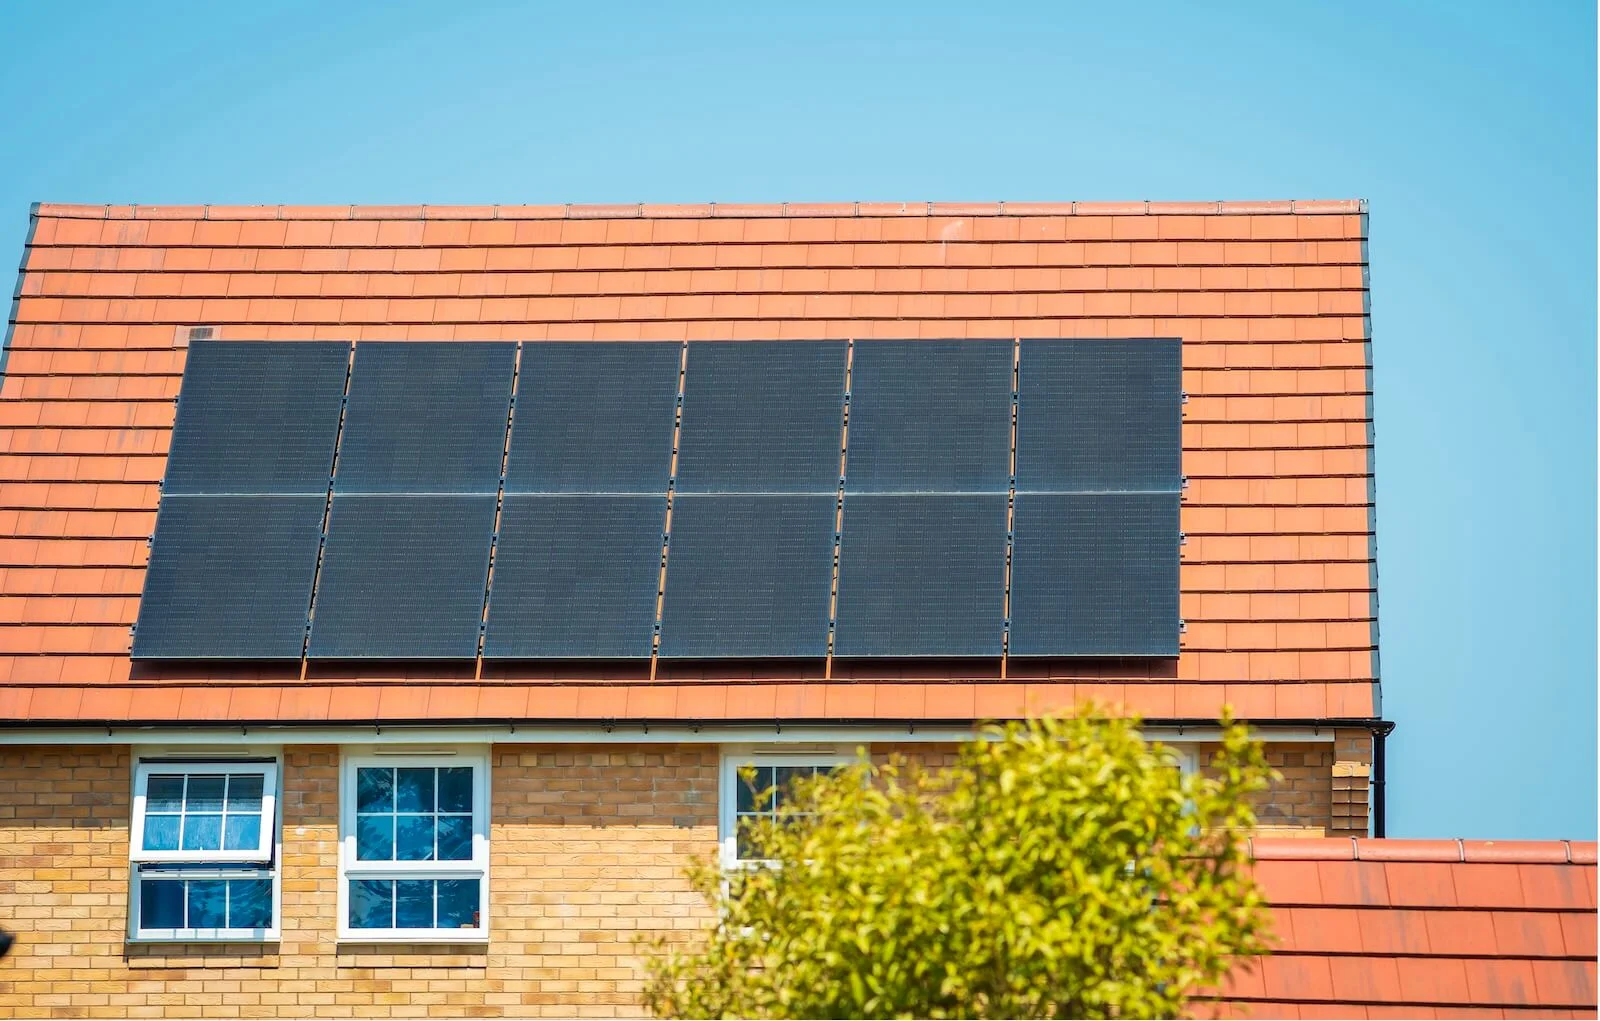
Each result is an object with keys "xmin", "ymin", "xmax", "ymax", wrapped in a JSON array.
[{"xmin": 2, "ymin": 1, "xmax": 1593, "ymax": 838}]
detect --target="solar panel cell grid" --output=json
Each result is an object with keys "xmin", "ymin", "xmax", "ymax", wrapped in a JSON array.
[
  {"xmin": 307, "ymin": 495, "xmax": 498, "ymax": 659},
  {"xmin": 675, "ymin": 341, "xmax": 846, "ymax": 494},
  {"xmin": 844, "ymin": 339, "xmax": 1013, "ymax": 494},
  {"xmin": 506, "ymin": 342, "xmax": 680, "ymax": 494},
  {"xmin": 484, "ymin": 495, "xmax": 666, "ymax": 659},
  {"xmin": 1015, "ymin": 338, "xmax": 1182, "ymax": 493},
  {"xmin": 1008, "ymin": 493, "xmax": 1181, "ymax": 656},
  {"xmin": 162, "ymin": 340, "xmax": 350, "ymax": 495},
  {"xmin": 658, "ymin": 494, "xmax": 837, "ymax": 658},
  {"xmin": 334, "ymin": 342, "xmax": 517, "ymax": 494},
  {"xmin": 132, "ymin": 495, "xmax": 327, "ymax": 660},
  {"xmin": 832, "ymin": 494, "xmax": 1008, "ymax": 657}
]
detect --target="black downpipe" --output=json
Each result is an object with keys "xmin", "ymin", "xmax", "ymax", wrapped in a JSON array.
[{"xmin": 1371, "ymin": 721, "xmax": 1396, "ymax": 838}]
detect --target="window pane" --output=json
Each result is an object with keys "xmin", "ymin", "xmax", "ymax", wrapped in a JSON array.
[
  {"xmin": 140, "ymin": 879, "xmax": 185, "ymax": 929},
  {"xmin": 396, "ymin": 814, "xmax": 436, "ymax": 861},
  {"xmin": 774, "ymin": 765, "xmax": 815, "ymax": 808},
  {"xmin": 736, "ymin": 765, "xmax": 773, "ymax": 814},
  {"xmin": 736, "ymin": 817, "xmax": 764, "ymax": 860},
  {"xmin": 349, "ymin": 878, "xmax": 393, "ymax": 929},
  {"xmin": 182, "ymin": 814, "xmax": 223, "ymax": 851},
  {"xmin": 228, "ymin": 879, "xmax": 273, "ymax": 930},
  {"xmin": 187, "ymin": 776, "xmax": 226, "ymax": 813},
  {"xmin": 187, "ymin": 879, "xmax": 228, "ymax": 928},
  {"xmin": 224, "ymin": 814, "xmax": 262, "ymax": 852},
  {"xmin": 437, "ymin": 767, "xmax": 473, "ymax": 814},
  {"xmin": 396, "ymin": 768, "xmax": 435, "ymax": 813},
  {"xmin": 356, "ymin": 815, "xmax": 395, "ymax": 861},
  {"xmin": 226, "ymin": 774, "xmax": 264, "ymax": 812},
  {"xmin": 146, "ymin": 775, "xmax": 186, "ymax": 814},
  {"xmin": 356, "ymin": 767, "xmax": 394, "ymax": 813},
  {"xmin": 436, "ymin": 815, "xmax": 472, "ymax": 861},
  {"xmin": 143, "ymin": 814, "xmax": 181, "ymax": 851},
  {"xmin": 436, "ymin": 879, "xmax": 479, "ymax": 929},
  {"xmin": 394, "ymin": 880, "xmax": 434, "ymax": 928}
]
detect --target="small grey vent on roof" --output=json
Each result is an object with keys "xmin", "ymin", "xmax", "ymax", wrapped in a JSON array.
[{"xmin": 174, "ymin": 325, "xmax": 216, "ymax": 348}]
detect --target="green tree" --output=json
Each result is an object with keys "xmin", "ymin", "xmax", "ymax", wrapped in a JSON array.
[{"xmin": 645, "ymin": 709, "xmax": 1274, "ymax": 1020}]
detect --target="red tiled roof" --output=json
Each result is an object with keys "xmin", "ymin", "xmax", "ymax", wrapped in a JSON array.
[
  {"xmin": 1211, "ymin": 839, "xmax": 1600, "ymax": 1019},
  {"xmin": 0, "ymin": 200, "xmax": 1376, "ymax": 725}
]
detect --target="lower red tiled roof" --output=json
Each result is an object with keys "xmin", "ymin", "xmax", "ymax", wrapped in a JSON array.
[{"xmin": 1213, "ymin": 839, "xmax": 1600, "ymax": 1019}]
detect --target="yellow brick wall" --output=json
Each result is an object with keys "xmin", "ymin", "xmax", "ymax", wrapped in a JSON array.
[
  {"xmin": 1196, "ymin": 731, "xmax": 1373, "ymax": 837},
  {"xmin": 0, "ymin": 737, "xmax": 1370, "ymax": 1017}
]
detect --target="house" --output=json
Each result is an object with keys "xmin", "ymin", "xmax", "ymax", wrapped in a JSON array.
[{"xmin": 0, "ymin": 200, "xmax": 1590, "ymax": 1018}]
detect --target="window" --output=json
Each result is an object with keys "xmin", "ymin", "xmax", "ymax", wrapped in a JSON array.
[
  {"xmin": 718, "ymin": 748, "xmax": 853, "ymax": 867},
  {"xmin": 128, "ymin": 759, "xmax": 279, "ymax": 941},
  {"xmin": 338, "ymin": 750, "xmax": 489, "ymax": 941}
]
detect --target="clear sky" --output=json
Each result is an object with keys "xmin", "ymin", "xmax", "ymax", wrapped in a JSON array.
[{"xmin": 2, "ymin": 0, "xmax": 1593, "ymax": 838}]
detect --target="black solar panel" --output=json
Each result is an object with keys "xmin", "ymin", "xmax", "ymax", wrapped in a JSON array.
[
  {"xmin": 676, "ymin": 341, "xmax": 846, "ymax": 494},
  {"xmin": 506, "ymin": 342, "xmax": 681, "ymax": 494},
  {"xmin": 334, "ymin": 342, "xmax": 516, "ymax": 494},
  {"xmin": 163, "ymin": 341, "xmax": 350, "ymax": 495},
  {"xmin": 658, "ymin": 495, "xmax": 835, "ymax": 658},
  {"xmin": 833, "ymin": 494, "xmax": 1007, "ymax": 657},
  {"xmin": 1015, "ymin": 338, "xmax": 1182, "ymax": 493},
  {"xmin": 307, "ymin": 495, "xmax": 496, "ymax": 659},
  {"xmin": 845, "ymin": 340, "xmax": 1013, "ymax": 494},
  {"xmin": 132, "ymin": 496, "xmax": 325, "ymax": 659},
  {"xmin": 483, "ymin": 495, "xmax": 665, "ymax": 658},
  {"xmin": 1008, "ymin": 493, "xmax": 1180, "ymax": 656}
]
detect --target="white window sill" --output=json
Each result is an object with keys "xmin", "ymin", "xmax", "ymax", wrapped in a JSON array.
[{"xmin": 335, "ymin": 932, "xmax": 489, "ymax": 945}]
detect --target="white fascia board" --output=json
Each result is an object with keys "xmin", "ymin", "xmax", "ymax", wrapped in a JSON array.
[{"xmin": 0, "ymin": 722, "xmax": 1337, "ymax": 746}]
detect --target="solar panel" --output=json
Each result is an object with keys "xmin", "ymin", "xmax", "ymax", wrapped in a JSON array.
[
  {"xmin": 307, "ymin": 495, "xmax": 497, "ymax": 659},
  {"xmin": 845, "ymin": 340, "xmax": 1013, "ymax": 494},
  {"xmin": 658, "ymin": 495, "xmax": 836, "ymax": 658},
  {"xmin": 833, "ymin": 494, "xmax": 1007, "ymax": 657},
  {"xmin": 132, "ymin": 496, "xmax": 325, "ymax": 659},
  {"xmin": 1015, "ymin": 338, "xmax": 1182, "ymax": 493},
  {"xmin": 505, "ymin": 342, "xmax": 681, "ymax": 494},
  {"xmin": 163, "ymin": 341, "xmax": 350, "ymax": 494},
  {"xmin": 334, "ymin": 342, "xmax": 516, "ymax": 494},
  {"xmin": 483, "ymin": 495, "xmax": 665, "ymax": 658},
  {"xmin": 1008, "ymin": 493, "xmax": 1180, "ymax": 656},
  {"xmin": 676, "ymin": 341, "xmax": 846, "ymax": 494}
]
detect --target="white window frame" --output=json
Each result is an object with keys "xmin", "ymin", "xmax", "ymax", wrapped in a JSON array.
[
  {"xmin": 130, "ymin": 760, "xmax": 278, "ymax": 864},
  {"xmin": 127, "ymin": 757, "xmax": 281, "ymax": 942},
  {"xmin": 718, "ymin": 745, "xmax": 856, "ymax": 870},
  {"xmin": 337, "ymin": 747, "xmax": 490, "ymax": 943}
]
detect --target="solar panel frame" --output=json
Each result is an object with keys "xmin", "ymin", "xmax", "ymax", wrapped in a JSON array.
[
  {"xmin": 483, "ymin": 495, "xmax": 666, "ymax": 659},
  {"xmin": 162, "ymin": 341, "xmax": 351, "ymax": 495},
  {"xmin": 132, "ymin": 495, "xmax": 327, "ymax": 660},
  {"xmin": 333, "ymin": 342, "xmax": 516, "ymax": 495},
  {"xmin": 844, "ymin": 339, "xmax": 1014, "ymax": 494},
  {"xmin": 1008, "ymin": 493, "xmax": 1180, "ymax": 657},
  {"xmin": 675, "ymin": 341, "xmax": 846, "ymax": 495},
  {"xmin": 306, "ymin": 495, "xmax": 497, "ymax": 659},
  {"xmin": 833, "ymin": 494, "xmax": 1008, "ymax": 658},
  {"xmin": 506, "ymin": 342, "xmax": 681, "ymax": 495},
  {"xmin": 657, "ymin": 494, "xmax": 836, "ymax": 658},
  {"xmin": 1015, "ymin": 338, "xmax": 1182, "ymax": 493}
]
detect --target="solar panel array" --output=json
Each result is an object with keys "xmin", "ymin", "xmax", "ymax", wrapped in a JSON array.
[{"xmin": 134, "ymin": 338, "xmax": 1180, "ymax": 662}]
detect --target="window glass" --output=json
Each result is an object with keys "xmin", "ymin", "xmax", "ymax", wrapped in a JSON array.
[
  {"xmin": 355, "ymin": 765, "xmax": 474, "ymax": 864},
  {"xmin": 732, "ymin": 761, "xmax": 835, "ymax": 861}
]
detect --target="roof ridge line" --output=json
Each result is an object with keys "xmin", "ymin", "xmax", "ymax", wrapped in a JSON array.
[
  {"xmin": 1250, "ymin": 836, "xmax": 1599, "ymax": 865},
  {"xmin": 27, "ymin": 199, "xmax": 1370, "ymax": 221}
]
